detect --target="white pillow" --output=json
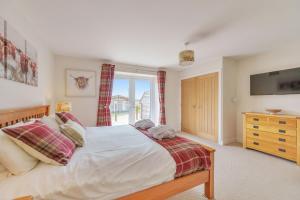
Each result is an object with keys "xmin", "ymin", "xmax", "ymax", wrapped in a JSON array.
[
  {"xmin": 40, "ymin": 116, "xmax": 60, "ymax": 132},
  {"xmin": 0, "ymin": 163, "xmax": 7, "ymax": 173},
  {"xmin": 0, "ymin": 164, "xmax": 10, "ymax": 181},
  {"xmin": 0, "ymin": 123, "xmax": 39, "ymax": 175},
  {"xmin": 134, "ymin": 119, "xmax": 155, "ymax": 129},
  {"xmin": 148, "ymin": 125, "xmax": 176, "ymax": 140}
]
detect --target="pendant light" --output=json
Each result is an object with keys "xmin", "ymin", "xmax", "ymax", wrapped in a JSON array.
[{"xmin": 179, "ymin": 42, "xmax": 194, "ymax": 66}]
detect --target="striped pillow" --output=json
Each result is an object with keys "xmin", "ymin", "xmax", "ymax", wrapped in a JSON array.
[
  {"xmin": 2, "ymin": 121, "xmax": 75, "ymax": 166},
  {"xmin": 56, "ymin": 112, "xmax": 84, "ymax": 127},
  {"xmin": 60, "ymin": 120, "xmax": 86, "ymax": 147},
  {"xmin": 0, "ymin": 121, "xmax": 39, "ymax": 175}
]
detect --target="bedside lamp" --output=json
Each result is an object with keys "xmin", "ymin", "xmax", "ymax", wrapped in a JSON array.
[{"xmin": 56, "ymin": 102, "xmax": 72, "ymax": 113}]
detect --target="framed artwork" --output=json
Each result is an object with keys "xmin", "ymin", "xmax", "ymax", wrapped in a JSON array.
[
  {"xmin": 0, "ymin": 16, "xmax": 38, "ymax": 86},
  {"xmin": 66, "ymin": 69, "xmax": 96, "ymax": 97}
]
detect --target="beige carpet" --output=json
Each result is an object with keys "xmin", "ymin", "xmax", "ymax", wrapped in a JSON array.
[{"xmin": 168, "ymin": 133, "xmax": 300, "ymax": 200}]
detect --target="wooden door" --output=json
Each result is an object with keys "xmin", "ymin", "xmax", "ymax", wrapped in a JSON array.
[
  {"xmin": 181, "ymin": 77, "xmax": 197, "ymax": 134},
  {"xmin": 181, "ymin": 72, "xmax": 218, "ymax": 142},
  {"xmin": 196, "ymin": 72, "xmax": 218, "ymax": 141}
]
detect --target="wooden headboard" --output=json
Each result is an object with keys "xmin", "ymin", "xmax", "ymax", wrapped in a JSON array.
[{"xmin": 0, "ymin": 105, "xmax": 50, "ymax": 128}]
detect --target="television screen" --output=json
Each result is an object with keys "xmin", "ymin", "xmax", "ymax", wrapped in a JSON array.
[{"xmin": 250, "ymin": 67, "xmax": 300, "ymax": 95}]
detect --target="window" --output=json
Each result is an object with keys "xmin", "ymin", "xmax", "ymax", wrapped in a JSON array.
[{"xmin": 110, "ymin": 73, "xmax": 156, "ymax": 126}]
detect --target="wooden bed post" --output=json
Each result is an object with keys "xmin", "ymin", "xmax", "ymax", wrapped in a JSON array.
[
  {"xmin": 205, "ymin": 150, "xmax": 214, "ymax": 200},
  {"xmin": 45, "ymin": 105, "xmax": 50, "ymax": 116}
]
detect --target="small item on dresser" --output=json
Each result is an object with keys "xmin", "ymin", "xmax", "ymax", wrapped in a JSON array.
[
  {"xmin": 265, "ymin": 109, "xmax": 282, "ymax": 114},
  {"xmin": 148, "ymin": 125, "xmax": 176, "ymax": 140},
  {"xmin": 56, "ymin": 112, "xmax": 84, "ymax": 127},
  {"xmin": 0, "ymin": 123, "xmax": 38, "ymax": 175},
  {"xmin": 2, "ymin": 121, "xmax": 76, "ymax": 166},
  {"xmin": 60, "ymin": 120, "xmax": 86, "ymax": 147},
  {"xmin": 134, "ymin": 119, "xmax": 155, "ymax": 129}
]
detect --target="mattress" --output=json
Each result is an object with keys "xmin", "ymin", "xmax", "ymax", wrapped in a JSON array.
[{"xmin": 0, "ymin": 125, "xmax": 176, "ymax": 200}]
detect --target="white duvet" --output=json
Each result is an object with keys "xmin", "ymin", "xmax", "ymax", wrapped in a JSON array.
[{"xmin": 0, "ymin": 125, "xmax": 176, "ymax": 200}]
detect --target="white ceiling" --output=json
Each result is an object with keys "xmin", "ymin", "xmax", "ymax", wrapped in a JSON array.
[{"xmin": 9, "ymin": 0, "xmax": 300, "ymax": 68}]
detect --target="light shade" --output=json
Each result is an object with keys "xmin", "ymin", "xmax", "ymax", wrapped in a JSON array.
[
  {"xmin": 56, "ymin": 101, "xmax": 72, "ymax": 113},
  {"xmin": 179, "ymin": 50, "xmax": 194, "ymax": 66}
]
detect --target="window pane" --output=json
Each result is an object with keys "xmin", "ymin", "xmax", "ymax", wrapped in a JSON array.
[
  {"xmin": 110, "ymin": 79, "xmax": 129, "ymax": 125},
  {"xmin": 135, "ymin": 79, "xmax": 151, "ymax": 122}
]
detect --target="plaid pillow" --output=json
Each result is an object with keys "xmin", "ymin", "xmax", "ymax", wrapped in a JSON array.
[
  {"xmin": 2, "ymin": 121, "xmax": 75, "ymax": 165},
  {"xmin": 56, "ymin": 112, "xmax": 84, "ymax": 127},
  {"xmin": 60, "ymin": 120, "xmax": 86, "ymax": 147}
]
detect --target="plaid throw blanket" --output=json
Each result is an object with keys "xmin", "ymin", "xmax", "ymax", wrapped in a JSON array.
[{"xmin": 137, "ymin": 128, "xmax": 211, "ymax": 178}]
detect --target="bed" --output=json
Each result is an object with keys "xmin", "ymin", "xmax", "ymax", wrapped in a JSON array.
[{"xmin": 0, "ymin": 105, "xmax": 215, "ymax": 200}]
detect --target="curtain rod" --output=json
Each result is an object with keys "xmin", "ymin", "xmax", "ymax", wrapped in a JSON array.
[{"xmin": 116, "ymin": 68, "xmax": 159, "ymax": 74}]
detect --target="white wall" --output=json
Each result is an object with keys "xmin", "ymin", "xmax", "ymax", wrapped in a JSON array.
[
  {"xmin": 54, "ymin": 56, "xmax": 99, "ymax": 126},
  {"xmin": 54, "ymin": 55, "xmax": 180, "ymax": 129},
  {"xmin": 0, "ymin": 1, "xmax": 55, "ymax": 112},
  {"xmin": 222, "ymin": 58, "xmax": 238, "ymax": 144},
  {"xmin": 180, "ymin": 58, "xmax": 223, "ymax": 79},
  {"xmin": 165, "ymin": 69, "xmax": 180, "ymax": 131},
  {"xmin": 236, "ymin": 43, "xmax": 300, "ymax": 142}
]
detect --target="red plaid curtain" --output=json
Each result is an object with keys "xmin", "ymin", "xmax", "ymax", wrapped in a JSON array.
[
  {"xmin": 157, "ymin": 70, "xmax": 166, "ymax": 125},
  {"xmin": 96, "ymin": 64, "xmax": 115, "ymax": 126}
]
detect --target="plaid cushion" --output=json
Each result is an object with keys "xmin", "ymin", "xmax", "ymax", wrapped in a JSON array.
[
  {"xmin": 138, "ymin": 128, "xmax": 211, "ymax": 178},
  {"xmin": 60, "ymin": 120, "xmax": 86, "ymax": 147},
  {"xmin": 56, "ymin": 112, "xmax": 84, "ymax": 127},
  {"xmin": 2, "ymin": 121, "xmax": 75, "ymax": 165}
]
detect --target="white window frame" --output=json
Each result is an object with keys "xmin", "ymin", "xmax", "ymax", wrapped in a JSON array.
[{"xmin": 113, "ymin": 72, "xmax": 156, "ymax": 124}]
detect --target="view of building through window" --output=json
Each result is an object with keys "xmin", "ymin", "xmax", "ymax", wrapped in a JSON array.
[{"xmin": 110, "ymin": 77, "xmax": 152, "ymax": 125}]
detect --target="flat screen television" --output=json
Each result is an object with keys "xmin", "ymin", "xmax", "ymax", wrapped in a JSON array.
[{"xmin": 250, "ymin": 67, "xmax": 300, "ymax": 95}]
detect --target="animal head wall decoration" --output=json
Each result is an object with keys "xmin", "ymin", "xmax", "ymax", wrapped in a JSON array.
[{"xmin": 70, "ymin": 75, "xmax": 92, "ymax": 90}]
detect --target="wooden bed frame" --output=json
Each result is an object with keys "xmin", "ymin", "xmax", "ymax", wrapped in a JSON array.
[
  {"xmin": 0, "ymin": 105, "xmax": 49, "ymax": 128},
  {"xmin": 0, "ymin": 105, "xmax": 215, "ymax": 200}
]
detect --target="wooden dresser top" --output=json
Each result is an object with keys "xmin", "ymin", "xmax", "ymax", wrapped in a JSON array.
[{"xmin": 242, "ymin": 112, "xmax": 300, "ymax": 119}]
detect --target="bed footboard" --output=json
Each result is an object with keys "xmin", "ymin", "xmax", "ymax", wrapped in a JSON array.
[{"xmin": 119, "ymin": 147, "xmax": 215, "ymax": 200}]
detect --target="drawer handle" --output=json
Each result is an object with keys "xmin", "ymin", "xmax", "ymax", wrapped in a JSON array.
[
  {"xmin": 279, "ymin": 121, "xmax": 286, "ymax": 124},
  {"xmin": 253, "ymin": 118, "xmax": 259, "ymax": 121},
  {"xmin": 278, "ymin": 148, "xmax": 286, "ymax": 153},
  {"xmin": 253, "ymin": 133, "xmax": 259, "ymax": 136},
  {"xmin": 278, "ymin": 138, "xmax": 286, "ymax": 142},
  {"xmin": 253, "ymin": 125, "xmax": 259, "ymax": 129},
  {"xmin": 253, "ymin": 142, "xmax": 259, "ymax": 146},
  {"xmin": 278, "ymin": 129, "xmax": 286, "ymax": 134}
]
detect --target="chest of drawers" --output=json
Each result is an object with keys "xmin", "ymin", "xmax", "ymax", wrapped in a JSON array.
[{"xmin": 243, "ymin": 112, "xmax": 300, "ymax": 165}]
